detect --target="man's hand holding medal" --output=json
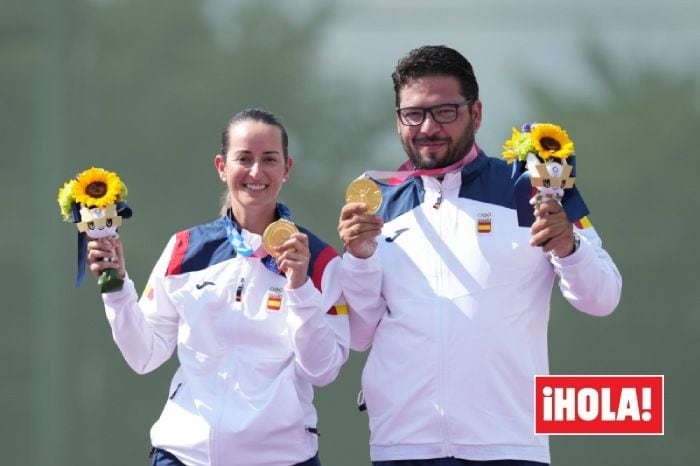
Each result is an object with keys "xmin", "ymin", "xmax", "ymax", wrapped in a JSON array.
[{"xmin": 339, "ymin": 178, "xmax": 384, "ymax": 259}]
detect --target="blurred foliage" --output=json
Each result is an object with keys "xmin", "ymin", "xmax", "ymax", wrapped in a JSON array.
[
  {"xmin": 1, "ymin": 0, "xmax": 382, "ymax": 464},
  {"xmin": 2, "ymin": 1, "xmax": 698, "ymax": 465},
  {"xmin": 520, "ymin": 43, "xmax": 699, "ymax": 465}
]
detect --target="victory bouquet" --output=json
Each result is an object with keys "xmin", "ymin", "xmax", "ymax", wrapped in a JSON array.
[
  {"xmin": 57, "ymin": 167, "xmax": 132, "ymax": 293},
  {"xmin": 502, "ymin": 122, "xmax": 588, "ymax": 227}
]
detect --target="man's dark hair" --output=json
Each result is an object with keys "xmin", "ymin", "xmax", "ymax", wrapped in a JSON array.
[
  {"xmin": 220, "ymin": 108, "xmax": 289, "ymax": 160},
  {"xmin": 392, "ymin": 45, "xmax": 479, "ymax": 107}
]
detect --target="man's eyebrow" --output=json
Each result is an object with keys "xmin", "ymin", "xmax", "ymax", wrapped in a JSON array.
[{"xmin": 232, "ymin": 149, "xmax": 281, "ymax": 154}]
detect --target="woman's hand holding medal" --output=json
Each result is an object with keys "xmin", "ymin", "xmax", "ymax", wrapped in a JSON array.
[{"xmin": 263, "ymin": 220, "xmax": 310, "ymax": 289}]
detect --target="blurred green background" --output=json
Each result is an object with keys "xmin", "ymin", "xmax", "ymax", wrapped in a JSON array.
[{"xmin": 2, "ymin": 0, "xmax": 698, "ymax": 465}]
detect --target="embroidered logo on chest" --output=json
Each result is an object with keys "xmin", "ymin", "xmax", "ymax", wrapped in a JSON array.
[
  {"xmin": 266, "ymin": 287, "xmax": 283, "ymax": 311},
  {"xmin": 477, "ymin": 212, "xmax": 492, "ymax": 234}
]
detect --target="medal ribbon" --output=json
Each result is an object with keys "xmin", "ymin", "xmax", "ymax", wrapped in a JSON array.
[
  {"xmin": 223, "ymin": 215, "xmax": 265, "ymax": 257},
  {"xmin": 224, "ymin": 204, "xmax": 292, "ymax": 274},
  {"xmin": 361, "ymin": 144, "xmax": 479, "ymax": 183}
]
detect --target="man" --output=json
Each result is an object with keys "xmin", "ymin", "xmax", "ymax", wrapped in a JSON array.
[{"xmin": 338, "ymin": 45, "xmax": 621, "ymax": 465}]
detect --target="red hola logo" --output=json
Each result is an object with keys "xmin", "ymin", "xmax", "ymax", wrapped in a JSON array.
[{"xmin": 534, "ymin": 375, "xmax": 664, "ymax": 435}]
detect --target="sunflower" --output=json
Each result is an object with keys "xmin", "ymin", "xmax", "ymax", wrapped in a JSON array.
[
  {"xmin": 531, "ymin": 123, "xmax": 574, "ymax": 160},
  {"xmin": 71, "ymin": 167, "xmax": 125, "ymax": 208},
  {"xmin": 57, "ymin": 179, "xmax": 77, "ymax": 221}
]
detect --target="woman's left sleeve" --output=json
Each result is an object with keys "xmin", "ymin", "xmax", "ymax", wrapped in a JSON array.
[{"xmin": 285, "ymin": 256, "xmax": 350, "ymax": 386}]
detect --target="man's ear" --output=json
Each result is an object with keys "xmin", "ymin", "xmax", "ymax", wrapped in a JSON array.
[{"xmin": 471, "ymin": 100, "xmax": 483, "ymax": 133}]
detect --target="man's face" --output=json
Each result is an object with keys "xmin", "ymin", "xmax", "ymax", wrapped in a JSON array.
[{"xmin": 397, "ymin": 75, "xmax": 482, "ymax": 169}]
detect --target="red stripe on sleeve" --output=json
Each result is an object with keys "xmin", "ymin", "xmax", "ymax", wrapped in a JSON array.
[
  {"xmin": 166, "ymin": 230, "xmax": 190, "ymax": 276},
  {"xmin": 311, "ymin": 246, "xmax": 338, "ymax": 293}
]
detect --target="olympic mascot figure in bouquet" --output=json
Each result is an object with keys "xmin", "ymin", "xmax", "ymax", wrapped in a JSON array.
[
  {"xmin": 502, "ymin": 122, "xmax": 588, "ymax": 227},
  {"xmin": 57, "ymin": 167, "xmax": 132, "ymax": 293}
]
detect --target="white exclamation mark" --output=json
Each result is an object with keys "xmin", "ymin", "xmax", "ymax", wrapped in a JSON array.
[{"xmin": 641, "ymin": 387, "xmax": 652, "ymax": 421}]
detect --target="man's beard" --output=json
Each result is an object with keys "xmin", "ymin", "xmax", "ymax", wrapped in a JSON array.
[{"xmin": 403, "ymin": 121, "xmax": 476, "ymax": 170}]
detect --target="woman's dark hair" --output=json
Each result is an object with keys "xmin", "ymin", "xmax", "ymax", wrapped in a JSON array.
[{"xmin": 219, "ymin": 108, "xmax": 289, "ymax": 160}]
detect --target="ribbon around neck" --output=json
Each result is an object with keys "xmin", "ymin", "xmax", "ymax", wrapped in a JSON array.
[
  {"xmin": 224, "ymin": 203, "xmax": 292, "ymax": 274},
  {"xmin": 361, "ymin": 144, "xmax": 479, "ymax": 184}
]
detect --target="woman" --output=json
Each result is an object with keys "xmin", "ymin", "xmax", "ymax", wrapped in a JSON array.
[{"xmin": 87, "ymin": 108, "xmax": 349, "ymax": 466}]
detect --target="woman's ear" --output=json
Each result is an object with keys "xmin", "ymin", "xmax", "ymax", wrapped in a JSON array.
[
  {"xmin": 284, "ymin": 156, "xmax": 294, "ymax": 182},
  {"xmin": 214, "ymin": 154, "xmax": 226, "ymax": 182}
]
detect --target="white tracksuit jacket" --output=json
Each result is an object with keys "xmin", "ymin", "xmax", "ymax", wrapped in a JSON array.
[
  {"xmin": 102, "ymin": 211, "xmax": 349, "ymax": 466},
  {"xmin": 342, "ymin": 153, "xmax": 621, "ymax": 463}
]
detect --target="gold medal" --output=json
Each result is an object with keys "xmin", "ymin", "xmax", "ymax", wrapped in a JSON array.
[
  {"xmin": 262, "ymin": 219, "xmax": 299, "ymax": 257},
  {"xmin": 345, "ymin": 178, "xmax": 382, "ymax": 214}
]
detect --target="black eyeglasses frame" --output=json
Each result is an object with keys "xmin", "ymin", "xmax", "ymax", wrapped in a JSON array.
[{"xmin": 395, "ymin": 100, "xmax": 472, "ymax": 126}]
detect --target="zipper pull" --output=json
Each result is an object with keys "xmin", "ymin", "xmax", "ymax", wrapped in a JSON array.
[
  {"xmin": 432, "ymin": 190, "xmax": 443, "ymax": 209},
  {"xmin": 169, "ymin": 382, "xmax": 182, "ymax": 400},
  {"xmin": 235, "ymin": 277, "xmax": 245, "ymax": 302}
]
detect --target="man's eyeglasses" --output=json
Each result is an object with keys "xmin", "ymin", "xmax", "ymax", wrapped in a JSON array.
[{"xmin": 396, "ymin": 100, "xmax": 471, "ymax": 126}]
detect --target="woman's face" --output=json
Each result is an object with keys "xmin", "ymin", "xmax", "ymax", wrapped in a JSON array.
[{"xmin": 215, "ymin": 120, "xmax": 292, "ymax": 215}]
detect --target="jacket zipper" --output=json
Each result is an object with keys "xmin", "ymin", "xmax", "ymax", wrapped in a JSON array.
[
  {"xmin": 212, "ymin": 261, "xmax": 250, "ymax": 465},
  {"xmin": 169, "ymin": 382, "xmax": 182, "ymax": 400},
  {"xmin": 435, "ymin": 181, "xmax": 452, "ymax": 456},
  {"xmin": 433, "ymin": 189, "xmax": 443, "ymax": 209},
  {"xmin": 235, "ymin": 277, "xmax": 245, "ymax": 302}
]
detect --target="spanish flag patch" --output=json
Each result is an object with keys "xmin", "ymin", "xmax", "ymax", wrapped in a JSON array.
[
  {"xmin": 267, "ymin": 287, "xmax": 283, "ymax": 311},
  {"xmin": 327, "ymin": 304, "xmax": 348, "ymax": 316},
  {"xmin": 477, "ymin": 213, "xmax": 492, "ymax": 234},
  {"xmin": 574, "ymin": 216, "xmax": 592, "ymax": 229},
  {"xmin": 142, "ymin": 282, "xmax": 154, "ymax": 301}
]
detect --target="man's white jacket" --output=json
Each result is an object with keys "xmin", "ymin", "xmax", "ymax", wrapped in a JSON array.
[{"xmin": 342, "ymin": 153, "xmax": 621, "ymax": 463}]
